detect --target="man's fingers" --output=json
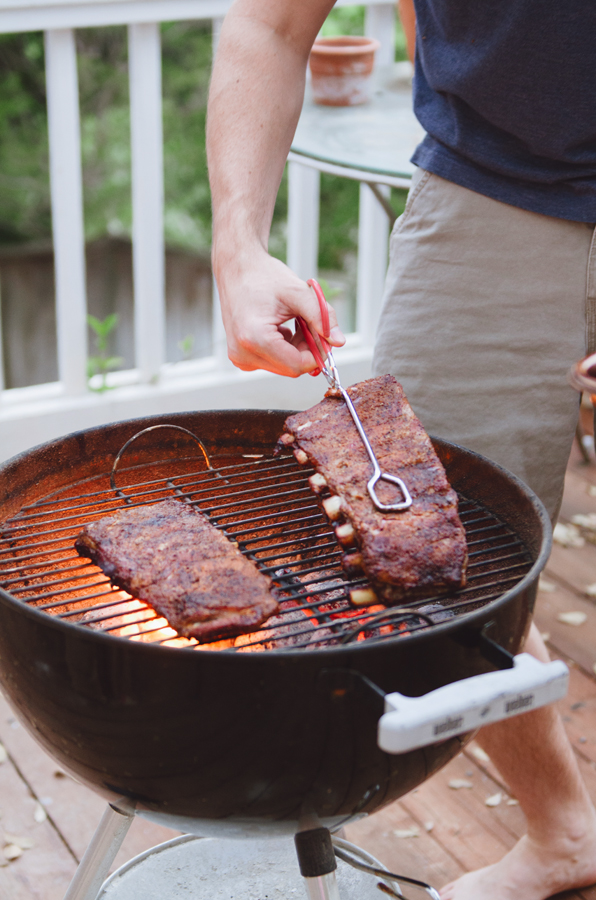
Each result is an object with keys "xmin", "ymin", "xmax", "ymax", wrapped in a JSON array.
[
  {"xmin": 322, "ymin": 301, "xmax": 345, "ymax": 346},
  {"xmin": 261, "ymin": 331, "xmax": 319, "ymax": 376},
  {"xmin": 278, "ymin": 324, "xmax": 294, "ymax": 341},
  {"xmin": 218, "ymin": 254, "xmax": 345, "ymax": 376},
  {"xmin": 229, "ymin": 324, "xmax": 318, "ymax": 377},
  {"xmin": 307, "ymin": 279, "xmax": 331, "ymax": 335},
  {"xmin": 296, "ymin": 283, "xmax": 346, "ymax": 349},
  {"xmin": 328, "ymin": 325, "xmax": 345, "ymax": 347},
  {"xmin": 292, "ymin": 319, "xmax": 327, "ymax": 371}
]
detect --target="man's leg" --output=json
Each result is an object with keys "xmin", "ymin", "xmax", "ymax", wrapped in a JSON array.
[
  {"xmin": 440, "ymin": 623, "xmax": 596, "ymax": 899},
  {"xmin": 374, "ymin": 170, "xmax": 594, "ymax": 520},
  {"xmin": 373, "ymin": 171, "xmax": 596, "ymax": 898}
]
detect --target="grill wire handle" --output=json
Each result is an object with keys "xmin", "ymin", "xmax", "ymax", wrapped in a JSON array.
[
  {"xmin": 109, "ymin": 424, "xmax": 214, "ymax": 499},
  {"xmin": 296, "ymin": 280, "xmax": 412, "ymax": 513},
  {"xmin": 295, "ymin": 826, "xmax": 440, "ymax": 899},
  {"xmin": 332, "ymin": 837, "xmax": 440, "ymax": 900}
]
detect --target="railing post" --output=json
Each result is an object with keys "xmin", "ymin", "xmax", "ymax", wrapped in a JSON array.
[
  {"xmin": 45, "ymin": 28, "xmax": 88, "ymax": 395},
  {"xmin": 287, "ymin": 160, "xmax": 320, "ymax": 281},
  {"xmin": 356, "ymin": 183, "xmax": 390, "ymax": 345},
  {"xmin": 128, "ymin": 22, "xmax": 166, "ymax": 382},
  {"xmin": 358, "ymin": 2, "xmax": 396, "ymax": 345},
  {"xmin": 364, "ymin": 3, "xmax": 396, "ymax": 65}
]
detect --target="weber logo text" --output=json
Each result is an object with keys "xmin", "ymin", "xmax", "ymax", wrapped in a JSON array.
[
  {"xmin": 506, "ymin": 694, "xmax": 534, "ymax": 713},
  {"xmin": 434, "ymin": 716, "xmax": 464, "ymax": 736}
]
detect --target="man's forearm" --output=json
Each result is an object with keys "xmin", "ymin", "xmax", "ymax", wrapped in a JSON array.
[
  {"xmin": 206, "ymin": 0, "xmax": 344, "ymax": 378},
  {"xmin": 207, "ymin": 0, "xmax": 334, "ymax": 276}
]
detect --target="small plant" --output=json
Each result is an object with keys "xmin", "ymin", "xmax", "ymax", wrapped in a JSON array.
[
  {"xmin": 178, "ymin": 333, "xmax": 195, "ymax": 360},
  {"xmin": 87, "ymin": 313, "xmax": 123, "ymax": 393}
]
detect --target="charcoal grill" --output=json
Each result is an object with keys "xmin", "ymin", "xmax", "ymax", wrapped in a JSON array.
[
  {"xmin": 0, "ymin": 420, "xmax": 541, "ymax": 652},
  {"xmin": 0, "ymin": 409, "xmax": 567, "ymax": 899}
]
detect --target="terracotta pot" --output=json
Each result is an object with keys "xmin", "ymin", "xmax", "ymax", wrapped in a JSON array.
[{"xmin": 309, "ymin": 36, "xmax": 381, "ymax": 107}]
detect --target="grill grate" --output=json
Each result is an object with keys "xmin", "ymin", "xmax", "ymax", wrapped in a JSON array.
[{"xmin": 0, "ymin": 452, "xmax": 533, "ymax": 652}]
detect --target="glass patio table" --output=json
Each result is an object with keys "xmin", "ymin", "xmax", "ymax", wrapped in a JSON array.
[{"xmin": 289, "ymin": 62, "xmax": 424, "ymax": 223}]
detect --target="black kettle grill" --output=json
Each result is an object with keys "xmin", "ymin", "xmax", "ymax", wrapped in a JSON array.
[{"xmin": 0, "ymin": 408, "xmax": 557, "ymax": 839}]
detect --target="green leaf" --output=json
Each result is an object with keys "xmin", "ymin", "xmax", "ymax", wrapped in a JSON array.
[
  {"xmin": 177, "ymin": 333, "xmax": 194, "ymax": 358},
  {"xmin": 86, "ymin": 314, "xmax": 103, "ymax": 335},
  {"xmin": 316, "ymin": 278, "xmax": 341, "ymax": 301},
  {"xmin": 103, "ymin": 355, "xmax": 123, "ymax": 370},
  {"xmin": 87, "ymin": 312, "xmax": 118, "ymax": 338},
  {"xmin": 101, "ymin": 312, "xmax": 119, "ymax": 335}
]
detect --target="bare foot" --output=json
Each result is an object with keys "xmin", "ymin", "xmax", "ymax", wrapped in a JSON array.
[{"xmin": 439, "ymin": 827, "xmax": 596, "ymax": 900}]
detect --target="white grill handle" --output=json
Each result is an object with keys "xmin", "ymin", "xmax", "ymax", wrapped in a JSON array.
[{"xmin": 378, "ymin": 653, "xmax": 569, "ymax": 754}]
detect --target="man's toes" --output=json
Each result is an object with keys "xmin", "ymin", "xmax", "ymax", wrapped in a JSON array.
[{"xmin": 439, "ymin": 883, "xmax": 456, "ymax": 900}]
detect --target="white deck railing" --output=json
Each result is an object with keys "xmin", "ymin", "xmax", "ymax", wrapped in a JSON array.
[{"xmin": 0, "ymin": 0, "xmax": 399, "ymax": 462}]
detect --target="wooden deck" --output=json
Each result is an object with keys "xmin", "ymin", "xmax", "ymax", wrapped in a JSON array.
[{"xmin": 1, "ymin": 445, "xmax": 596, "ymax": 899}]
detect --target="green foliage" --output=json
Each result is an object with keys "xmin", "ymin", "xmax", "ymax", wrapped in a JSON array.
[
  {"xmin": 88, "ymin": 312, "xmax": 118, "ymax": 345},
  {"xmin": 0, "ymin": 33, "xmax": 50, "ymax": 243},
  {"xmin": 321, "ymin": 5, "xmax": 409, "ymax": 61},
  {"xmin": 0, "ymin": 13, "xmax": 409, "ymax": 278},
  {"xmin": 161, "ymin": 21, "xmax": 213, "ymax": 250},
  {"xmin": 87, "ymin": 312, "xmax": 123, "ymax": 392},
  {"xmin": 178, "ymin": 333, "xmax": 195, "ymax": 360},
  {"xmin": 319, "ymin": 175, "xmax": 360, "ymax": 270},
  {"xmin": 394, "ymin": 17, "xmax": 409, "ymax": 62},
  {"xmin": 316, "ymin": 278, "xmax": 341, "ymax": 301},
  {"xmin": 77, "ymin": 22, "xmax": 213, "ymax": 250},
  {"xmin": 268, "ymin": 168, "xmax": 288, "ymax": 261},
  {"xmin": 320, "ymin": 6, "xmax": 366, "ymax": 36},
  {"xmin": 76, "ymin": 27, "xmax": 131, "ymax": 241}
]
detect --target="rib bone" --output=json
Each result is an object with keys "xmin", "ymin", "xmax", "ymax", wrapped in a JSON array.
[
  {"xmin": 283, "ymin": 375, "xmax": 468, "ymax": 603},
  {"xmin": 350, "ymin": 588, "xmax": 378, "ymax": 607},
  {"xmin": 342, "ymin": 552, "xmax": 364, "ymax": 574},
  {"xmin": 309, "ymin": 473, "xmax": 328, "ymax": 494},
  {"xmin": 322, "ymin": 495, "xmax": 342, "ymax": 521},
  {"xmin": 335, "ymin": 522, "xmax": 356, "ymax": 547}
]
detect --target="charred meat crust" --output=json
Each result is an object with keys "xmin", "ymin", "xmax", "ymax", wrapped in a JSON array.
[
  {"xmin": 280, "ymin": 374, "xmax": 468, "ymax": 603},
  {"xmin": 75, "ymin": 499, "xmax": 278, "ymax": 642}
]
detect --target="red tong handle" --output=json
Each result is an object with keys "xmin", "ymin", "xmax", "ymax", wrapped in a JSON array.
[{"xmin": 296, "ymin": 279, "xmax": 331, "ymax": 377}]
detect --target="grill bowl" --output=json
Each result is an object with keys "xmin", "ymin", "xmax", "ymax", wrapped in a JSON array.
[{"xmin": 0, "ymin": 410, "xmax": 550, "ymax": 835}]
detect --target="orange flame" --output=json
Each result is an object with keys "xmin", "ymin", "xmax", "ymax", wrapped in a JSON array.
[{"xmin": 107, "ymin": 595, "xmax": 197, "ymax": 647}]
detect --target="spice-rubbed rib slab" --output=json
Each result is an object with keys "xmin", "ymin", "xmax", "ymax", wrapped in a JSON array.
[
  {"xmin": 280, "ymin": 375, "xmax": 467, "ymax": 604},
  {"xmin": 75, "ymin": 499, "xmax": 278, "ymax": 642}
]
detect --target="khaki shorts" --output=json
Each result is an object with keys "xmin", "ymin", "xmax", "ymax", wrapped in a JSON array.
[{"xmin": 373, "ymin": 169, "xmax": 596, "ymax": 521}]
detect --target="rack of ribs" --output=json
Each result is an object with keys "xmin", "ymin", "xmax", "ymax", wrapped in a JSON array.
[
  {"xmin": 279, "ymin": 375, "xmax": 467, "ymax": 605},
  {"xmin": 75, "ymin": 499, "xmax": 279, "ymax": 642}
]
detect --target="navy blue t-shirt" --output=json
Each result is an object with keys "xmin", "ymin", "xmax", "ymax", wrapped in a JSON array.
[{"xmin": 410, "ymin": 1, "xmax": 596, "ymax": 222}]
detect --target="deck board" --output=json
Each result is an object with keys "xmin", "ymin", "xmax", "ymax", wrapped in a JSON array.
[
  {"xmin": 534, "ymin": 584, "xmax": 596, "ymax": 674},
  {"xmin": 0, "ymin": 735, "xmax": 75, "ymax": 900},
  {"xmin": 1, "ymin": 446, "xmax": 596, "ymax": 897}
]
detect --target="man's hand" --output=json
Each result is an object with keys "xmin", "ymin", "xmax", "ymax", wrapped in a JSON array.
[
  {"xmin": 217, "ymin": 248, "xmax": 345, "ymax": 377},
  {"xmin": 207, "ymin": 0, "xmax": 338, "ymax": 377}
]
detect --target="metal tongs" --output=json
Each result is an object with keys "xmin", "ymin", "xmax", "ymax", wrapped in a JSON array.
[{"xmin": 295, "ymin": 279, "xmax": 412, "ymax": 513}]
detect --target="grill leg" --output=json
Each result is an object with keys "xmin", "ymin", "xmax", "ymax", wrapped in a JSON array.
[
  {"xmin": 302, "ymin": 871, "xmax": 341, "ymax": 900},
  {"xmin": 295, "ymin": 826, "xmax": 342, "ymax": 900},
  {"xmin": 63, "ymin": 803, "xmax": 134, "ymax": 900}
]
